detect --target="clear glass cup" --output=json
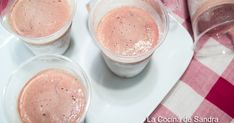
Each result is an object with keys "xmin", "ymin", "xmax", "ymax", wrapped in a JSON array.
[
  {"xmin": 188, "ymin": 0, "xmax": 234, "ymax": 57},
  {"xmin": 88, "ymin": 0, "xmax": 169, "ymax": 78},
  {"xmin": 0, "ymin": 0, "xmax": 77, "ymax": 55},
  {"xmin": 2, "ymin": 55, "xmax": 91, "ymax": 123}
]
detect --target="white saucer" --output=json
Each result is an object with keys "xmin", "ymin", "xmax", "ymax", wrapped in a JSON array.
[{"xmin": 0, "ymin": 0, "xmax": 193, "ymax": 122}]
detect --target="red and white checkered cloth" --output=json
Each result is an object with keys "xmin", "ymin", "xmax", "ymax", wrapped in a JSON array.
[{"xmin": 146, "ymin": 0, "xmax": 234, "ymax": 123}]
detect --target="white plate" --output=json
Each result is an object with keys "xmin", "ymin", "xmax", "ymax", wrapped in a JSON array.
[{"xmin": 0, "ymin": 0, "xmax": 194, "ymax": 122}]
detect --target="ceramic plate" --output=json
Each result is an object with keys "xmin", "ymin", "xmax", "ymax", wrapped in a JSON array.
[{"xmin": 0, "ymin": 0, "xmax": 193, "ymax": 122}]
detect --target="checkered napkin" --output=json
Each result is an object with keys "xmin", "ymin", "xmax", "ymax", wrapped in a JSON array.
[
  {"xmin": 146, "ymin": 0, "xmax": 234, "ymax": 123},
  {"xmin": 0, "ymin": 0, "xmax": 7, "ymax": 14}
]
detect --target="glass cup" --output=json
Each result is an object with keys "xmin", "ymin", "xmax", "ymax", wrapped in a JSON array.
[
  {"xmin": 88, "ymin": 0, "xmax": 169, "ymax": 78},
  {"xmin": 188, "ymin": 0, "xmax": 234, "ymax": 57},
  {"xmin": 3, "ymin": 55, "xmax": 91, "ymax": 123},
  {"xmin": 0, "ymin": 0, "xmax": 77, "ymax": 55}
]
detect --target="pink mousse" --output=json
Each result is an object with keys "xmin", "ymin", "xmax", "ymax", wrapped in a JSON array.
[
  {"xmin": 97, "ymin": 6, "xmax": 159, "ymax": 56},
  {"xmin": 9, "ymin": 0, "xmax": 71, "ymax": 37},
  {"xmin": 18, "ymin": 69, "xmax": 86, "ymax": 123}
]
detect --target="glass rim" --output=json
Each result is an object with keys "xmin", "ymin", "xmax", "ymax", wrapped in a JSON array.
[
  {"xmin": 2, "ymin": 54, "xmax": 91, "ymax": 123},
  {"xmin": 191, "ymin": 0, "xmax": 234, "ymax": 22}
]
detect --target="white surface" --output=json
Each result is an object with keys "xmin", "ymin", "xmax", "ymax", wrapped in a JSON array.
[{"xmin": 0, "ymin": 0, "xmax": 194, "ymax": 122}]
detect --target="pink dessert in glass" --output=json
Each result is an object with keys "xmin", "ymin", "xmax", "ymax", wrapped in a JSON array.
[
  {"xmin": 89, "ymin": 0, "xmax": 169, "ymax": 78},
  {"xmin": 97, "ymin": 6, "xmax": 159, "ymax": 57},
  {"xmin": 1, "ymin": 0, "xmax": 76, "ymax": 54},
  {"xmin": 9, "ymin": 0, "xmax": 71, "ymax": 38},
  {"xmin": 18, "ymin": 69, "xmax": 87, "ymax": 123}
]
